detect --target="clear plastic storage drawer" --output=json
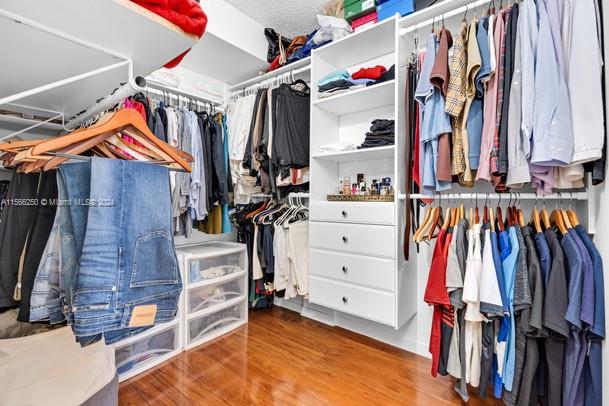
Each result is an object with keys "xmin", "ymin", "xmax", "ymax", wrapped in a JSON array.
[
  {"xmin": 188, "ymin": 277, "xmax": 245, "ymax": 314},
  {"xmin": 188, "ymin": 301, "xmax": 245, "ymax": 345},
  {"xmin": 115, "ymin": 324, "xmax": 179, "ymax": 376},
  {"xmin": 189, "ymin": 253, "xmax": 242, "ymax": 284}
]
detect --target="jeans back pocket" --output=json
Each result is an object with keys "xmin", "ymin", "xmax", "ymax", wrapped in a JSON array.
[{"xmin": 130, "ymin": 229, "xmax": 178, "ymax": 288}]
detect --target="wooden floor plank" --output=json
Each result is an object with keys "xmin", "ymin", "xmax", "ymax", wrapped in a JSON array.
[{"xmin": 119, "ymin": 307, "xmax": 503, "ymax": 405}]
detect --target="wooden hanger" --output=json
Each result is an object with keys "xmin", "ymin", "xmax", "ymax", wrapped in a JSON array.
[
  {"xmin": 551, "ymin": 209, "xmax": 568, "ymax": 235},
  {"xmin": 30, "ymin": 109, "xmax": 191, "ymax": 172},
  {"xmin": 490, "ymin": 207, "xmax": 496, "ymax": 232},
  {"xmin": 413, "ymin": 204, "xmax": 433, "ymax": 242},
  {"xmin": 426, "ymin": 206, "xmax": 442, "ymax": 240},
  {"xmin": 564, "ymin": 193, "xmax": 579, "ymax": 227},
  {"xmin": 483, "ymin": 194, "xmax": 489, "ymax": 224},
  {"xmin": 441, "ymin": 206, "xmax": 451, "ymax": 231},
  {"xmin": 531, "ymin": 205, "xmax": 542, "ymax": 233},
  {"xmin": 496, "ymin": 194, "xmax": 505, "ymax": 232},
  {"xmin": 517, "ymin": 208, "xmax": 526, "ymax": 228}
]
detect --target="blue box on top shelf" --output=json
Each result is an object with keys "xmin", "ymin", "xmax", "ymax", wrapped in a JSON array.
[{"xmin": 377, "ymin": 0, "xmax": 414, "ymax": 21}]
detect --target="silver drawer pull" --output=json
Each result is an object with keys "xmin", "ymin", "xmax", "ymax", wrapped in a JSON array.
[
  {"xmin": 342, "ymin": 296, "xmax": 348, "ymax": 303},
  {"xmin": 342, "ymin": 236, "xmax": 348, "ymax": 243},
  {"xmin": 342, "ymin": 266, "xmax": 348, "ymax": 273},
  {"xmin": 341, "ymin": 210, "xmax": 348, "ymax": 218}
]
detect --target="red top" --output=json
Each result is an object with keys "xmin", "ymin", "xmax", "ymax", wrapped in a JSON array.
[
  {"xmin": 351, "ymin": 65, "xmax": 387, "ymax": 80},
  {"xmin": 131, "ymin": 0, "xmax": 207, "ymax": 68}
]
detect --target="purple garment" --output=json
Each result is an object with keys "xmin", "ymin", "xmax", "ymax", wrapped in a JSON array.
[{"xmin": 529, "ymin": 164, "xmax": 554, "ymax": 195}]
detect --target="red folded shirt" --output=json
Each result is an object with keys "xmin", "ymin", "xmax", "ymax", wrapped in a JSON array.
[
  {"xmin": 131, "ymin": 0, "xmax": 207, "ymax": 68},
  {"xmin": 352, "ymin": 65, "xmax": 387, "ymax": 80}
]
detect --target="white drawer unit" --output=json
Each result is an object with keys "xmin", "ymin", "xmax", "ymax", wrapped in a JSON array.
[
  {"xmin": 187, "ymin": 272, "xmax": 246, "ymax": 314},
  {"xmin": 309, "ymin": 221, "xmax": 395, "ymax": 258},
  {"xmin": 187, "ymin": 249, "xmax": 243, "ymax": 285},
  {"xmin": 179, "ymin": 242, "xmax": 248, "ymax": 351},
  {"xmin": 186, "ymin": 298, "xmax": 247, "ymax": 349},
  {"xmin": 309, "ymin": 276, "xmax": 396, "ymax": 326},
  {"xmin": 310, "ymin": 249, "xmax": 395, "ymax": 291},
  {"xmin": 115, "ymin": 321, "xmax": 181, "ymax": 382},
  {"xmin": 310, "ymin": 201, "xmax": 395, "ymax": 225}
]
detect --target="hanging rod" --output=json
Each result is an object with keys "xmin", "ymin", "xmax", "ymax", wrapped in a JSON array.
[
  {"xmin": 64, "ymin": 76, "xmax": 146, "ymax": 130},
  {"xmin": 228, "ymin": 58, "xmax": 311, "ymax": 94},
  {"xmin": 398, "ymin": 192, "xmax": 589, "ymax": 200},
  {"xmin": 146, "ymin": 79, "xmax": 224, "ymax": 107},
  {"xmin": 399, "ymin": 0, "xmax": 494, "ymax": 36}
]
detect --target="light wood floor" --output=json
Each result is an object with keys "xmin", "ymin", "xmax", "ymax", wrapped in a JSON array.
[{"xmin": 119, "ymin": 307, "xmax": 503, "ymax": 405}]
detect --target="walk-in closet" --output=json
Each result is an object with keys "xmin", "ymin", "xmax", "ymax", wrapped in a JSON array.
[{"xmin": 1, "ymin": 0, "xmax": 608, "ymax": 404}]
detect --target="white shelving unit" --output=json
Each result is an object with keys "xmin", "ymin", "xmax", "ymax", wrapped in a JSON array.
[{"xmin": 308, "ymin": 17, "xmax": 417, "ymax": 329}]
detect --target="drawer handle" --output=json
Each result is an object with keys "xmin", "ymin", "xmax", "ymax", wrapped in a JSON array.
[
  {"xmin": 342, "ymin": 236, "xmax": 349, "ymax": 243},
  {"xmin": 342, "ymin": 266, "xmax": 348, "ymax": 273},
  {"xmin": 341, "ymin": 210, "xmax": 348, "ymax": 218},
  {"xmin": 342, "ymin": 296, "xmax": 348, "ymax": 304}
]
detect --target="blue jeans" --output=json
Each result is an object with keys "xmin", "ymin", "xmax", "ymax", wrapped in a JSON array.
[{"xmin": 67, "ymin": 158, "xmax": 181, "ymax": 344}]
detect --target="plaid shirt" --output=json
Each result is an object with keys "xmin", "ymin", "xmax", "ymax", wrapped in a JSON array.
[{"xmin": 446, "ymin": 22, "xmax": 468, "ymax": 179}]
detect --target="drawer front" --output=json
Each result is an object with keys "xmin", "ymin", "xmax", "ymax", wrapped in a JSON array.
[
  {"xmin": 309, "ymin": 222, "xmax": 395, "ymax": 258},
  {"xmin": 115, "ymin": 324, "xmax": 179, "ymax": 377},
  {"xmin": 309, "ymin": 276, "xmax": 395, "ymax": 326},
  {"xmin": 310, "ymin": 249, "xmax": 395, "ymax": 291},
  {"xmin": 189, "ymin": 253, "xmax": 242, "ymax": 284},
  {"xmin": 188, "ymin": 301, "xmax": 245, "ymax": 346},
  {"xmin": 310, "ymin": 202, "xmax": 395, "ymax": 225},
  {"xmin": 187, "ymin": 275, "xmax": 246, "ymax": 314}
]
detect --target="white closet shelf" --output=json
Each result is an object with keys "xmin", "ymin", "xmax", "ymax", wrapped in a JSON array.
[
  {"xmin": 0, "ymin": 0, "xmax": 197, "ymax": 119},
  {"xmin": 312, "ymin": 17, "xmax": 396, "ymax": 68},
  {"xmin": 312, "ymin": 145, "xmax": 395, "ymax": 162},
  {"xmin": 313, "ymin": 80, "xmax": 395, "ymax": 115}
]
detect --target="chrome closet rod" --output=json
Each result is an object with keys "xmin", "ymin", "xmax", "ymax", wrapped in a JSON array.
[
  {"xmin": 398, "ymin": 192, "xmax": 589, "ymax": 200},
  {"xmin": 399, "ymin": 0, "xmax": 495, "ymax": 36}
]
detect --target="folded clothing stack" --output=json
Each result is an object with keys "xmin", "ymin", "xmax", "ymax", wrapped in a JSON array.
[
  {"xmin": 317, "ymin": 69, "xmax": 374, "ymax": 98},
  {"xmin": 358, "ymin": 119, "xmax": 395, "ymax": 149},
  {"xmin": 317, "ymin": 65, "xmax": 396, "ymax": 98}
]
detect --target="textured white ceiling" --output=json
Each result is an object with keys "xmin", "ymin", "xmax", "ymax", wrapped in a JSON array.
[{"xmin": 223, "ymin": 0, "xmax": 328, "ymax": 38}]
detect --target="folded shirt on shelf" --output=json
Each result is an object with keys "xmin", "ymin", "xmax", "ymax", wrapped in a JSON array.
[
  {"xmin": 318, "ymin": 140, "xmax": 357, "ymax": 153},
  {"xmin": 358, "ymin": 119, "xmax": 395, "ymax": 149},
  {"xmin": 352, "ymin": 65, "xmax": 387, "ymax": 80},
  {"xmin": 365, "ymin": 64, "xmax": 395, "ymax": 86},
  {"xmin": 318, "ymin": 69, "xmax": 350, "ymax": 87}
]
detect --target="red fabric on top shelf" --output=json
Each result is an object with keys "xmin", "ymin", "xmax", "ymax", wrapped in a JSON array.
[{"xmin": 131, "ymin": 0, "xmax": 207, "ymax": 68}]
